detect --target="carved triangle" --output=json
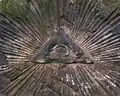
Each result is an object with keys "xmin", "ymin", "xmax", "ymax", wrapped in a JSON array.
[{"xmin": 33, "ymin": 29, "xmax": 93, "ymax": 64}]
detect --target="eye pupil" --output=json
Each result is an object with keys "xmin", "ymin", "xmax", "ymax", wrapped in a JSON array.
[{"xmin": 56, "ymin": 46, "xmax": 66, "ymax": 53}]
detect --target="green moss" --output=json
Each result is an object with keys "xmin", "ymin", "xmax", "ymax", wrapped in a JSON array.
[
  {"xmin": 0, "ymin": 0, "xmax": 28, "ymax": 20},
  {"xmin": 0, "ymin": 0, "xmax": 120, "ymax": 21},
  {"xmin": 102, "ymin": 0, "xmax": 120, "ymax": 12}
]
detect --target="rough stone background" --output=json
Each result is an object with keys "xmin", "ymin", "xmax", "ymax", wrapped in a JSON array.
[{"xmin": 0, "ymin": 0, "xmax": 120, "ymax": 96}]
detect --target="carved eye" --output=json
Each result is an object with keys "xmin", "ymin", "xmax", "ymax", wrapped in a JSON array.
[{"xmin": 50, "ymin": 45, "xmax": 70, "ymax": 58}]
